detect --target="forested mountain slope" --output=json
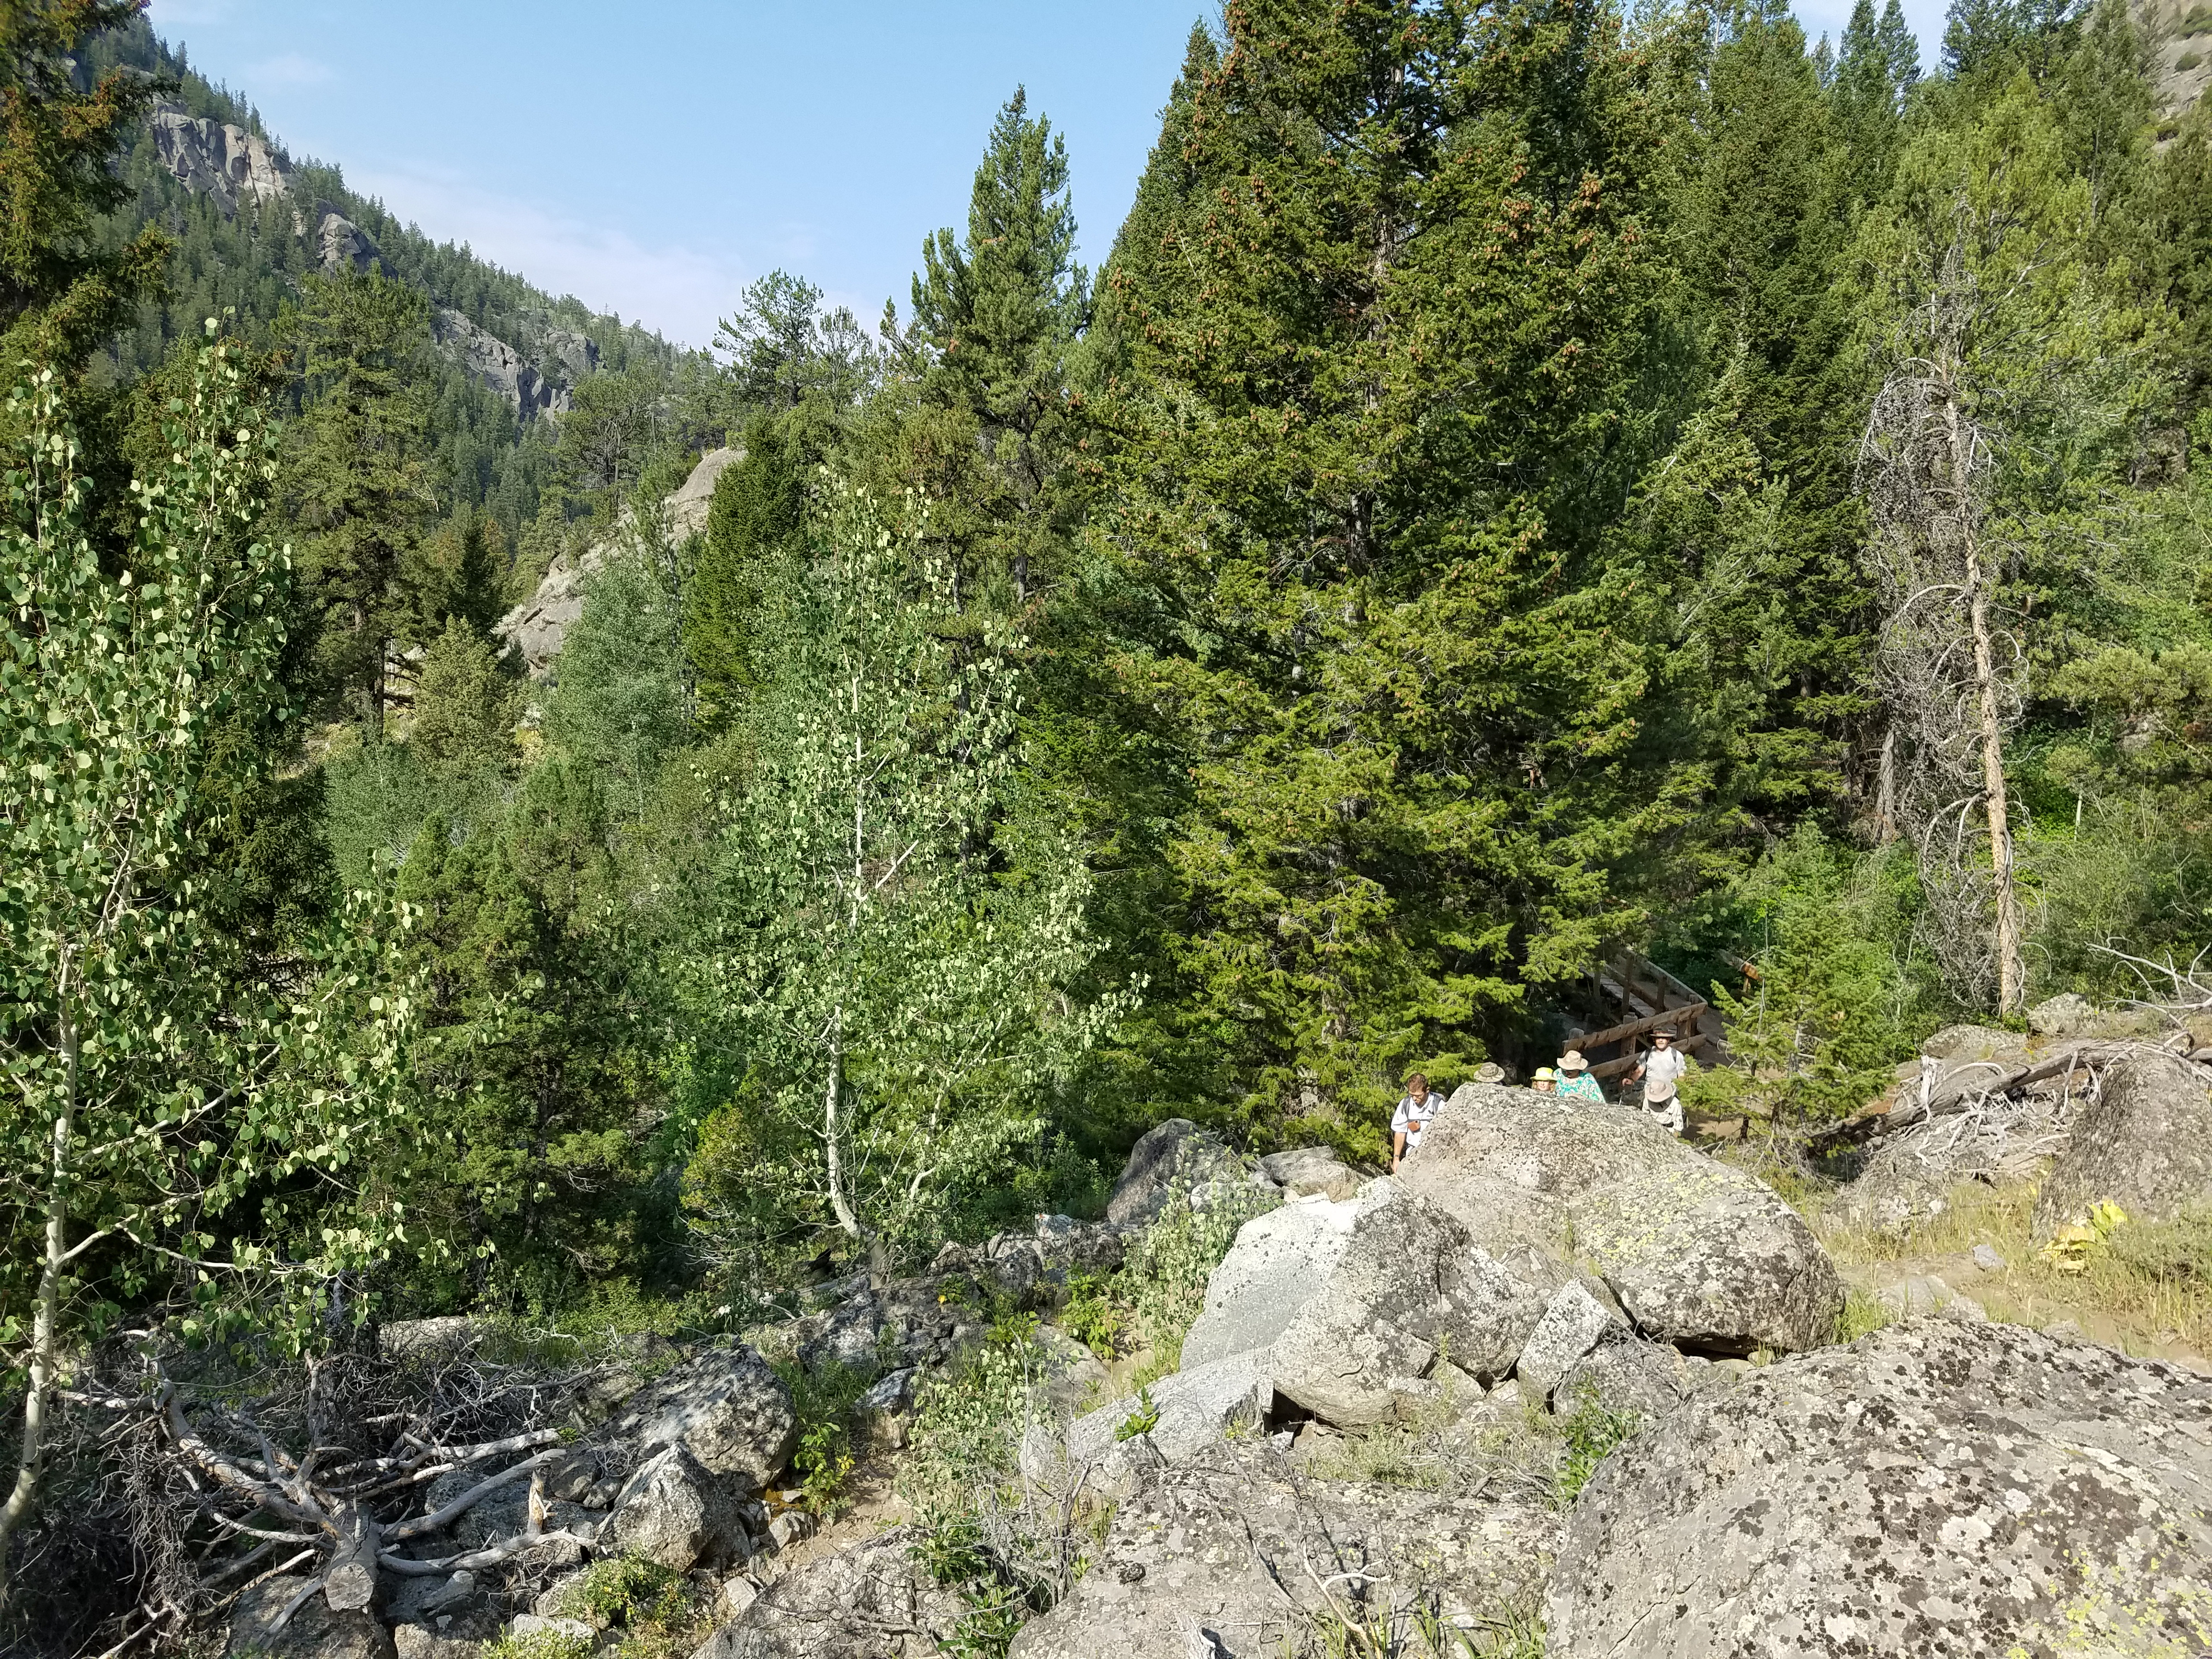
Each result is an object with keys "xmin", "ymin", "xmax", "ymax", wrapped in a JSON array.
[{"xmin": 78, "ymin": 14, "xmax": 688, "ymax": 537}]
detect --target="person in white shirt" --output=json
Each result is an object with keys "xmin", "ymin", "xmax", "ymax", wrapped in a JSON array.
[
  {"xmin": 1628, "ymin": 1029, "xmax": 1690, "ymax": 1135},
  {"xmin": 1390, "ymin": 1071, "xmax": 1443, "ymax": 1173}
]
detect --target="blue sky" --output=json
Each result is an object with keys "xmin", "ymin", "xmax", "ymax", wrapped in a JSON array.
[{"xmin": 145, "ymin": 0, "xmax": 1953, "ymax": 351}]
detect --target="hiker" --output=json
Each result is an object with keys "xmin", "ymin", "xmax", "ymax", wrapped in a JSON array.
[
  {"xmin": 1555, "ymin": 1051, "xmax": 1604, "ymax": 1103},
  {"xmin": 1391, "ymin": 1071, "xmax": 1443, "ymax": 1173},
  {"xmin": 1531, "ymin": 1066, "xmax": 1558, "ymax": 1096},
  {"xmin": 1628, "ymin": 1027, "xmax": 1689, "ymax": 1135}
]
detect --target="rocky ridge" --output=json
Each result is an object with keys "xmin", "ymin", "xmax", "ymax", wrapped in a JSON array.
[
  {"xmin": 224, "ymin": 1062, "xmax": 2212, "ymax": 1659},
  {"xmin": 497, "ymin": 447, "xmax": 740, "ymax": 675},
  {"xmin": 142, "ymin": 103, "xmax": 597, "ymax": 420}
]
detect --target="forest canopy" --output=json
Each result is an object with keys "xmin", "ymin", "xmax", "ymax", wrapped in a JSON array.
[{"xmin": 4, "ymin": 0, "xmax": 2212, "ymax": 1624}]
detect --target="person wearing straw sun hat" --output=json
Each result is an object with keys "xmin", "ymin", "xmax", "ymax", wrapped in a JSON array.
[
  {"xmin": 1554, "ymin": 1050, "xmax": 1604, "ymax": 1103},
  {"xmin": 1530, "ymin": 1066, "xmax": 1558, "ymax": 1096},
  {"xmin": 1628, "ymin": 1028, "xmax": 1689, "ymax": 1135}
]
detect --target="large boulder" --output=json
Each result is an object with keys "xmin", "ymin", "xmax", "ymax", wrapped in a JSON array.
[
  {"xmin": 225, "ymin": 1576, "xmax": 394, "ymax": 1659},
  {"xmin": 1254, "ymin": 1145, "xmax": 1370, "ymax": 1200},
  {"xmin": 1010, "ymin": 1449, "xmax": 1554, "ymax": 1657},
  {"xmin": 608, "ymin": 1444, "xmax": 750, "ymax": 1571},
  {"xmin": 1105, "ymin": 1119, "xmax": 1245, "ymax": 1229},
  {"xmin": 689, "ymin": 1527, "xmax": 966, "ymax": 1658},
  {"xmin": 1553, "ymin": 1328, "xmax": 1723, "ymax": 1421},
  {"xmin": 1179, "ymin": 1182, "xmax": 1548, "ymax": 1422},
  {"xmin": 1065, "ymin": 1352, "xmax": 1273, "ymax": 1475},
  {"xmin": 1401, "ymin": 1084, "xmax": 1842, "ymax": 1353},
  {"xmin": 615, "ymin": 1343, "xmax": 796, "ymax": 1490},
  {"xmin": 1545, "ymin": 1319, "xmax": 2212, "ymax": 1657},
  {"xmin": 2032, "ymin": 1050, "xmax": 2212, "ymax": 1240},
  {"xmin": 1513, "ymin": 1279, "xmax": 1628, "ymax": 1404}
]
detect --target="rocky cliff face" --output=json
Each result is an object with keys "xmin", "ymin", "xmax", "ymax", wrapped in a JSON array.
[
  {"xmin": 148, "ymin": 102, "xmax": 292, "ymax": 216},
  {"xmin": 142, "ymin": 101, "xmax": 604, "ymax": 418},
  {"xmin": 312, "ymin": 202, "xmax": 392, "ymax": 278},
  {"xmin": 497, "ymin": 447, "xmax": 741, "ymax": 674},
  {"xmin": 2138, "ymin": 0, "xmax": 2212, "ymax": 127},
  {"xmin": 435, "ymin": 309, "xmax": 569, "ymax": 417}
]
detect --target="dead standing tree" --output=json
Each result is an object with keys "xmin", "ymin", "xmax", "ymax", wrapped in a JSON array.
[{"xmin": 1858, "ymin": 200, "xmax": 2031, "ymax": 1018}]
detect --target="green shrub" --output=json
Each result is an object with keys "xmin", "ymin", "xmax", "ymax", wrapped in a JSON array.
[
  {"xmin": 1833, "ymin": 1286, "xmax": 1899, "ymax": 1343},
  {"xmin": 1059, "ymin": 1271, "xmax": 1125, "ymax": 1359},
  {"xmin": 768, "ymin": 1345, "xmax": 892, "ymax": 1516},
  {"xmin": 899, "ymin": 1321, "xmax": 1067, "ymax": 1659},
  {"xmin": 552, "ymin": 1554, "xmax": 687, "ymax": 1628},
  {"xmin": 1113, "ymin": 1386, "xmax": 1160, "ymax": 1442},
  {"xmin": 1554, "ymin": 1392, "xmax": 1640, "ymax": 1507},
  {"xmin": 482, "ymin": 1632, "xmax": 592, "ymax": 1659},
  {"xmin": 2108, "ymin": 1208, "xmax": 2212, "ymax": 1289},
  {"xmin": 1119, "ymin": 1186, "xmax": 1279, "ymax": 1374},
  {"xmin": 2179, "ymin": 49, "xmax": 2204, "ymax": 70}
]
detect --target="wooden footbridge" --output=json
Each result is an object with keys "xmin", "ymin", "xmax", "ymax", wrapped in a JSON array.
[{"xmin": 1570, "ymin": 950, "xmax": 1731, "ymax": 1084}]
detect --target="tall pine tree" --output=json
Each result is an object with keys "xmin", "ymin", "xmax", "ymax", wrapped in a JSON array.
[{"xmin": 1094, "ymin": 0, "xmax": 1703, "ymax": 1137}]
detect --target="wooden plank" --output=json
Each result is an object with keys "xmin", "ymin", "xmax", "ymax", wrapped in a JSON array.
[
  {"xmin": 1591, "ymin": 1030, "xmax": 1711, "ymax": 1080},
  {"xmin": 1574, "ymin": 1001, "xmax": 1710, "ymax": 1054}
]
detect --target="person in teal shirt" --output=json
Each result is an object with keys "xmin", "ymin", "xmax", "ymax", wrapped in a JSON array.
[{"xmin": 1555, "ymin": 1049, "xmax": 1604, "ymax": 1103}]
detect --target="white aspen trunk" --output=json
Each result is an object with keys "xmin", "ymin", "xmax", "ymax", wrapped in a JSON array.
[
  {"xmin": 822, "ymin": 1012, "xmax": 860, "ymax": 1240},
  {"xmin": 0, "ymin": 994, "xmax": 76, "ymax": 1598}
]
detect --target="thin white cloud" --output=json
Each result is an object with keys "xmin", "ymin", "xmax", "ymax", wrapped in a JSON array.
[
  {"xmin": 347, "ymin": 164, "xmax": 753, "ymax": 347},
  {"xmin": 245, "ymin": 52, "xmax": 332, "ymax": 87}
]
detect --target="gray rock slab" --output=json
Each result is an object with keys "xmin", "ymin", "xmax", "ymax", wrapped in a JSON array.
[
  {"xmin": 617, "ymin": 1342, "xmax": 796, "ymax": 1489},
  {"xmin": 1514, "ymin": 1279, "xmax": 1627, "ymax": 1404},
  {"xmin": 1545, "ymin": 1318, "xmax": 2212, "ymax": 1657},
  {"xmin": 1254, "ymin": 1145, "xmax": 1370, "ymax": 1199},
  {"xmin": 1009, "ymin": 1451, "xmax": 1555, "ymax": 1658},
  {"xmin": 608, "ymin": 1445, "xmax": 747, "ymax": 1571},
  {"xmin": 689, "ymin": 1527, "xmax": 967, "ymax": 1658},
  {"xmin": 1402, "ymin": 1084, "xmax": 1842, "ymax": 1353},
  {"xmin": 1066, "ymin": 1353, "xmax": 1273, "ymax": 1474},
  {"xmin": 1106, "ymin": 1119, "xmax": 1244, "ymax": 1229},
  {"xmin": 1180, "ymin": 1181, "xmax": 1550, "ymax": 1424},
  {"xmin": 1553, "ymin": 1329, "xmax": 1719, "ymax": 1422},
  {"xmin": 2033, "ymin": 1050, "xmax": 2212, "ymax": 1240}
]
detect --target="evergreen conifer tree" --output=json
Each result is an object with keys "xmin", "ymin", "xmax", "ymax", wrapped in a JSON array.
[
  {"xmin": 1093, "ymin": 0, "xmax": 1701, "ymax": 1134},
  {"xmin": 871, "ymin": 89, "xmax": 1090, "ymax": 606},
  {"xmin": 280, "ymin": 273, "xmax": 441, "ymax": 732}
]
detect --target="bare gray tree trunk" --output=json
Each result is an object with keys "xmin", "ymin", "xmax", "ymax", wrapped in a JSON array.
[{"xmin": 1858, "ymin": 216, "xmax": 2028, "ymax": 1015}]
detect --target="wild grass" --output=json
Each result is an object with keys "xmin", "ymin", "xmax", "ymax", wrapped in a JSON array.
[{"xmin": 1813, "ymin": 1180, "xmax": 2212, "ymax": 1356}]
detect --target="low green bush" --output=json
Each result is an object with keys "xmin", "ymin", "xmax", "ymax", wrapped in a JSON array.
[{"xmin": 1554, "ymin": 1391, "xmax": 1640, "ymax": 1507}]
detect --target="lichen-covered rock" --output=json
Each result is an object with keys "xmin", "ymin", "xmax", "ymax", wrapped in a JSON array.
[
  {"xmin": 2033, "ymin": 1050, "xmax": 2212, "ymax": 1240},
  {"xmin": 689, "ymin": 1527, "xmax": 965, "ymax": 1657},
  {"xmin": 608, "ymin": 1444, "xmax": 748, "ymax": 1571},
  {"xmin": 1544, "ymin": 1319, "xmax": 2212, "ymax": 1657},
  {"xmin": 1065, "ymin": 1352, "xmax": 1272, "ymax": 1475},
  {"xmin": 1105, "ymin": 1119, "xmax": 1244, "ymax": 1229},
  {"xmin": 1009, "ymin": 1449, "xmax": 1555, "ymax": 1657},
  {"xmin": 224, "ymin": 1576, "xmax": 394, "ymax": 1659},
  {"xmin": 1402, "ymin": 1084, "xmax": 1841, "ymax": 1353},
  {"xmin": 1553, "ymin": 1328, "xmax": 1720, "ymax": 1421},
  {"xmin": 617, "ymin": 1343, "xmax": 795, "ymax": 1489},
  {"xmin": 1513, "ymin": 1279, "xmax": 1627, "ymax": 1404},
  {"xmin": 1178, "ymin": 1181, "xmax": 1548, "ymax": 1425}
]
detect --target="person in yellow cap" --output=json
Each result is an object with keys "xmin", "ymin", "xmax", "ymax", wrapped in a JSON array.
[
  {"xmin": 1555, "ymin": 1050, "xmax": 1604, "ymax": 1103},
  {"xmin": 1531, "ymin": 1066, "xmax": 1558, "ymax": 1096}
]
